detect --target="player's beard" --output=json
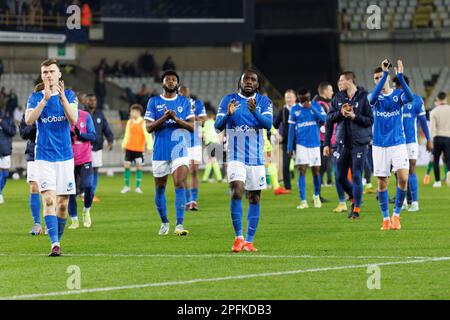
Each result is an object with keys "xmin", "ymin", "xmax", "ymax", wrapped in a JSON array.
[
  {"xmin": 241, "ymin": 87, "xmax": 256, "ymax": 97},
  {"xmin": 163, "ymin": 84, "xmax": 178, "ymax": 94}
]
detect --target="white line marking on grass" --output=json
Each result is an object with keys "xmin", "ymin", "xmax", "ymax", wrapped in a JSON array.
[
  {"xmin": 0, "ymin": 253, "xmax": 447, "ymax": 260},
  {"xmin": 2, "ymin": 257, "xmax": 449, "ymax": 300}
]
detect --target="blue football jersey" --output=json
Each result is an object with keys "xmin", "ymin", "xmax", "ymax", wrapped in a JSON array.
[
  {"xmin": 216, "ymin": 93, "xmax": 273, "ymax": 166},
  {"xmin": 368, "ymin": 89, "xmax": 408, "ymax": 147},
  {"xmin": 402, "ymin": 94, "xmax": 426, "ymax": 144},
  {"xmin": 144, "ymin": 94, "xmax": 194, "ymax": 161},
  {"xmin": 288, "ymin": 101, "xmax": 326, "ymax": 148},
  {"xmin": 189, "ymin": 98, "xmax": 206, "ymax": 147},
  {"xmin": 26, "ymin": 90, "xmax": 78, "ymax": 162}
]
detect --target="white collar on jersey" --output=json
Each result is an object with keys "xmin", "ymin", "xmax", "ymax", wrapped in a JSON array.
[
  {"xmin": 160, "ymin": 94, "xmax": 178, "ymax": 101},
  {"xmin": 382, "ymin": 89, "xmax": 394, "ymax": 96},
  {"xmin": 238, "ymin": 93, "xmax": 257, "ymax": 100},
  {"xmin": 40, "ymin": 90, "xmax": 60, "ymax": 96}
]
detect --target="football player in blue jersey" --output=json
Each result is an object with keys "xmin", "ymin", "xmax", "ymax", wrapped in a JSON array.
[
  {"xmin": 368, "ymin": 59, "xmax": 413, "ymax": 230},
  {"xmin": 288, "ymin": 88, "xmax": 327, "ymax": 209},
  {"xmin": 392, "ymin": 76, "xmax": 432, "ymax": 211},
  {"xmin": 25, "ymin": 59, "xmax": 78, "ymax": 256},
  {"xmin": 145, "ymin": 70, "xmax": 195, "ymax": 236},
  {"xmin": 215, "ymin": 70, "xmax": 273, "ymax": 253},
  {"xmin": 179, "ymin": 86, "xmax": 207, "ymax": 211}
]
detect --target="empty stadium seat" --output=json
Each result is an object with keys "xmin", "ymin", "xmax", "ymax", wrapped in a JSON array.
[{"xmin": 106, "ymin": 70, "xmax": 240, "ymax": 107}]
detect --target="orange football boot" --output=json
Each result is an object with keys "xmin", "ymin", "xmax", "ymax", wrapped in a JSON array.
[
  {"xmin": 232, "ymin": 237, "xmax": 245, "ymax": 253},
  {"xmin": 391, "ymin": 215, "xmax": 401, "ymax": 230},
  {"xmin": 243, "ymin": 241, "xmax": 258, "ymax": 252},
  {"xmin": 380, "ymin": 219, "xmax": 391, "ymax": 231}
]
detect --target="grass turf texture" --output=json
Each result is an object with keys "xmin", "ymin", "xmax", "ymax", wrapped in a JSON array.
[{"xmin": 0, "ymin": 167, "xmax": 449, "ymax": 300}]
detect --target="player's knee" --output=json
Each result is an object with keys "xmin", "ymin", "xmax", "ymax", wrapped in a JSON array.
[
  {"xmin": 29, "ymin": 182, "xmax": 39, "ymax": 193},
  {"xmin": 377, "ymin": 179, "xmax": 388, "ymax": 191},
  {"xmin": 57, "ymin": 199, "xmax": 67, "ymax": 212},
  {"xmin": 249, "ymin": 194, "xmax": 260, "ymax": 204},
  {"xmin": 231, "ymin": 188, "xmax": 243, "ymax": 200},
  {"xmin": 398, "ymin": 179, "xmax": 408, "ymax": 189},
  {"xmin": 43, "ymin": 196, "xmax": 54, "ymax": 208}
]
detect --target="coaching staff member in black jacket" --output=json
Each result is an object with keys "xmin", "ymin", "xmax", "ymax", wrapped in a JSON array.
[{"xmin": 324, "ymin": 71, "xmax": 373, "ymax": 219}]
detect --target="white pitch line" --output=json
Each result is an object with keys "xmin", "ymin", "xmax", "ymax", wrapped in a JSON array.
[
  {"xmin": 1, "ymin": 257, "xmax": 449, "ymax": 300},
  {"xmin": 0, "ymin": 252, "xmax": 446, "ymax": 260}
]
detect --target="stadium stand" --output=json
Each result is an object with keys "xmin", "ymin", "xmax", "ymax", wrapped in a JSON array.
[
  {"xmin": 0, "ymin": 73, "xmax": 36, "ymax": 109},
  {"xmin": 107, "ymin": 70, "xmax": 241, "ymax": 108},
  {"xmin": 338, "ymin": 0, "xmax": 450, "ymax": 36}
]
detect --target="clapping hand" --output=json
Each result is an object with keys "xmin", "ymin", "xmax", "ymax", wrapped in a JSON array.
[
  {"xmin": 227, "ymin": 99, "xmax": 239, "ymax": 116},
  {"xmin": 55, "ymin": 80, "xmax": 66, "ymax": 101},
  {"xmin": 247, "ymin": 98, "xmax": 257, "ymax": 113},
  {"xmin": 395, "ymin": 60, "xmax": 404, "ymax": 75},
  {"xmin": 43, "ymin": 79, "xmax": 52, "ymax": 102}
]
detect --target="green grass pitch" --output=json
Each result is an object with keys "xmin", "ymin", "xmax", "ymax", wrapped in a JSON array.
[{"xmin": 0, "ymin": 167, "xmax": 449, "ymax": 300}]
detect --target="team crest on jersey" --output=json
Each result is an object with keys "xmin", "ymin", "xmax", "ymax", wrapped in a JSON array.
[
  {"xmin": 259, "ymin": 176, "xmax": 265, "ymax": 186},
  {"xmin": 355, "ymin": 102, "xmax": 359, "ymax": 108},
  {"xmin": 295, "ymin": 111, "xmax": 300, "ymax": 116},
  {"xmin": 178, "ymin": 106, "xmax": 183, "ymax": 113},
  {"xmin": 407, "ymin": 103, "xmax": 412, "ymax": 110},
  {"xmin": 393, "ymin": 96, "xmax": 399, "ymax": 102},
  {"xmin": 97, "ymin": 118, "xmax": 101, "ymax": 124},
  {"xmin": 41, "ymin": 182, "xmax": 47, "ymax": 189},
  {"xmin": 80, "ymin": 122, "xmax": 85, "ymax": 128}
]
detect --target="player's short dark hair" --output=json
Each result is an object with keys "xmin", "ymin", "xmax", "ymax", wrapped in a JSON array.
[
  {"xmin": 437, "ymin": 92, "xmax": 447, "ymax": 100},
  {"xmin": 373, "ymin": 67, "xmax": 383, "ymax": 74},
  {"xmin": 160, "ymin": 70, "xmax": 180, "ymax": 83},
  {"xmin": 41, "ymin": 59, "xmax": 60, "ymax": 69},
  {"xmin": 130, "ymin": 104, "xmax": 144, "ymax": 114},
  {"xmin": 318, "ymin": 81, "xmax": 332, "ymax": 94},
  {"xmin": 392, "ymin": 75, "xmax": 410, "ymax": 87},
  {"xmin": 340, "ymin": 71, "xmax": 356, "ymax": 84},
  {"xmin": 86, "ymin": 93, "xmax": 96, "ymax": 98}
]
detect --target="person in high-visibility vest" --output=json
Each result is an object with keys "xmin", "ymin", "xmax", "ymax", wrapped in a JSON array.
[{"xmin": 121, "ymin": 104, "xmax": 153, "ymax": 194}]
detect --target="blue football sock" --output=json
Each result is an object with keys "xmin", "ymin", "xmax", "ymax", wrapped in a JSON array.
[
  {"xmin": 409, "ymin": 173, "xmax": 419, "ymax": 202},
  {"xmin": 84, "ymin": 174, "xmax": 93, "ymax": 209},
  {"xmin": 313, "ymin": 175, "xmax": 321, "ymax": 196},
  {"xmin": 44, "ymin": 215, "xmax": 59, "ymax": 244},
  {"xmin": 2, "ymin": 170, "xmax": 8, "ymax": 190},
  {"xmin": 377, "ymin": 190, "xmax": 390, "ymax": 219},
  {"xmin": 175, "ymin": 188, "xmax": 186, "ymax": 225},
  {"xmin": 230, "ymin": 199, "xmax": 243, "ymax": 237},
  {"xmin": 191, "ymin": 188, "xmax": 198, "ymax": 202},
  {"xmin": 30, "ymin": 193, "xmax": 41, "ymax": 224},
  {"xmin": 92, "ymin": 170, "xmax": 99, "ymax": 196},
  {"xmin": 185, "ymin": 189, "xmax": 192, "ymax": 204},
  {"xmin": 245, "ymin": 203, "xmax": 260, "ymax": 243},
  {"xmin": 352, "ymin": 170, "xmax": 363, "ymax": 208},
  {"xmin": 57, "ymin": 217, "xmax": 67, "ymax": 242},
  {"xmin": 68, "ymin": 195, "xmax": 77, "ymax": 218},
  {"xmin": 155, "ymin": 187, "xmax": 168, "ymax": 223},
  {"xmin": 0, "ymin": 169, "xmax": 7, "ymax": 193},
  {"xmin": 298, "ymin": 175, "xmax": 306, "ymax": 201},
  {"xmin": 394, "ymin": 186, "xmax": 407, "ymax": 215}
]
